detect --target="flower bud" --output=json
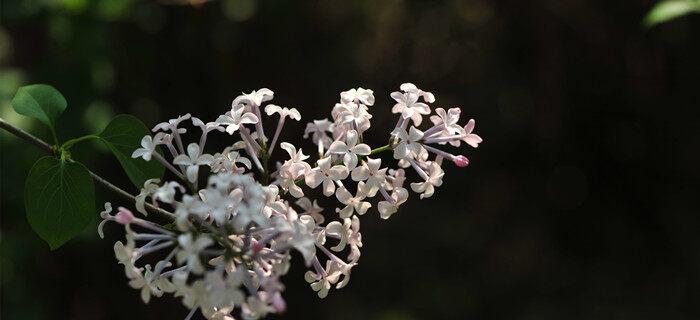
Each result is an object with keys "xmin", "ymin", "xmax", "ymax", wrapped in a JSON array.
[
  {"xmin": 115, "ymin": 207, "xmax": 135, "ymax": 225},
  {"xmin": 252, "ymin": 240, "xmax": 264, "ymax": 254},
  {"xmin": 453, "ymin": 155, "xmax": 469, "ymax": 167}
]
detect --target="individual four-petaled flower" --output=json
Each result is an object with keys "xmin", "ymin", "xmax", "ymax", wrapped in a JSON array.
[
  {"xmin": 216, "ymin": 105, "xmax": 259, "ymax": 135},
  {"xmin": 173, "ymin": 143, "xmax": 215, "ymax": 182},
  {"xmin": 335, "ymin": 182, "xmax": 372, "ymax": 218},
  {"xmin": 327, "ymin": 130, "xmax": 371, "ymax": 170},
  {"xmin": 305, "ymin": 157, "xmax": 349, "ymax": 196}
]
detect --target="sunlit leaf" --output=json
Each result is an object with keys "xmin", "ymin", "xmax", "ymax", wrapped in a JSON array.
[
  {"xmin": 10, "ymin": 84, "xmax": 67, "ymax": 131},
  {"xmin": 25, "ymin": 157, "xmax": 95, "ymax": 250},
  {"xmin": 644, "ymin": 0, "xmax": 700, "ymax": 28}
]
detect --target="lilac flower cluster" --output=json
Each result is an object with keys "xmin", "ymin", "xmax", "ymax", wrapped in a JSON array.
[{"xmin": 100, "ymin": 84, "xmax": 482, "ymax": 319}]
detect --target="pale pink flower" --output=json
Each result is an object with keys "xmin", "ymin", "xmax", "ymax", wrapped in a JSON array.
[
  {"xmin": 173, "ymin": 143, "xmax": 215, "ymax": 182},
  {"xmin": 327, "ymin": 130, "xmax": 371, "ymax": 170},
  {"xmin": 392, "ymin": 126, "xmax": 425, "ymax": 161},
  {"xmin": 335, "ymin": 182, "xmax": 372, "ymax": 218},
  {"xmin": 306, "ymin": 157, "xmax": 349, "ymax": 196},
  {"xmin": 378, "ymin": 187, "xmax": 409, "ymax": 219},
  {"xmin": 462, "ymin": 119, "xmax": 483, "ymax": 148},
  {"xmin": 350, "ymin": 157, "xmax": 387, "ymax": 197},
  {"xmin": 216, "ymin": 105, "xmax": 259, "ymax": 135},
  {"xmin": 391, "ymin": 91, "xmax": 430, "ymax": 126},
  {"xmin": 340, "ymin": 87, "xmax": 375, "ymax": 106},
  {"xmin": 410, "ymin": 162, "xmax": 444, "ymax": 199}
]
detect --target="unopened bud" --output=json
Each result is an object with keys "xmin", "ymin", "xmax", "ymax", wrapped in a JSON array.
[
  {"xmin": 252, "ymin": 240, "xmax": 264, "ymax": 254},
  {"xmin": 115, "ymin": 207, "xmax": 135, "ymax": 224},
  {"xmin": 453, "ymin": 155, "xmax": 469, "ymax": 167}
]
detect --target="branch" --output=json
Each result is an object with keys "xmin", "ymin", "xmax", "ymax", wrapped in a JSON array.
[
  {"xmin": 0, "ymin": 117, "xmax": 175, "ymax": 220},
  {"xmin": 0, "ymin": 117, "xmax": 54, "ymax": 153}
]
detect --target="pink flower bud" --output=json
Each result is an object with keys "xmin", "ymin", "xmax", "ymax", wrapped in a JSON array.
[
  {"xmin": 115, "ymin": 207, "xmax": 135, "ymax": 225},
  {"xmin": 252, "ymin": 240, "xmax": 264, "ymax": 254},
  {"xmin": 453, "ymin": 155, "xmax": 469, "ymax": 167}
]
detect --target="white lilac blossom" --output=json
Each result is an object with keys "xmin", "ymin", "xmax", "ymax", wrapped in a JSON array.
[
  {"xmin": 462, "ymin": 119, "xmax": 483, "ymax": 148},
  {"xmin": 335, "ymin": 182, "xmax": 372, "ymax": 218},
  {"xmin": 265, "ymin": 104, "xmax": 301, "ymax": 154},
  {"xmin": 378, "ymin": 187, "xmax": 409, "ymax": 219},
  {"xmin": 216, "ymin": 105, "xmax": 259, "ymax": 135},
  {"xmin": 132, "ymin": 135, "xmax": 157, "ymax": 161},
  {"xmin": 295, "ymin": 197, "xmax": 325, "ymax": 224},
  {"xmin": 173, "ymin": 143, "xmax": 215, "ymax": 183},
  {"xmin": 192, "ymin": 117, "xmax": 225, "ymax": 149},
  {"xmin": 392, "ymin": 126, "xmax": 425, "ymax": 161},
  {"xmin": 211, "ymin": 147, "xmax": 252, "ymax": 174},
  {"xmin": 303, "ymin": 119, "xmax": 334, "ymax": 155},
  {"xmin": 326, "ymin": 130, "xmax": 371, "ymax": 170},
  {"xmin": 305, "ymin": 157, "xmax": 349, "ymax": 197},
  {"xmin": 390, "ymin": 84, "xmax": 432, "ymax": 126},
  {"xmin": 350, "ymin": 157, "xmax": 387, "ymax": 197},
  {"xmin": 428, "ymin": 107, "xmax": 464, "ymax": 147},
  {"xmin": 340, "ymin": 87, "xmax": 375, "ymax": 106},
  {"xmin": 100, "ymin": 84, "xmax": 482, "ymax": 320},
  {"xmin": 153, "ymin": 113, "xmax": 191, "ymax": 154}
]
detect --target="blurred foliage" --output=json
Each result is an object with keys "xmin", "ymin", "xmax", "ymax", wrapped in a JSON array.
[{"xmin": 644, "ymin": 0, "xmax": 700, "ymax": 27}]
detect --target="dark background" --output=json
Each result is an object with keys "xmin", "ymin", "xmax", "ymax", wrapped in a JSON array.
[{"xmin": 1, "ymin": 0, "xmax": 699, "ymax": 319}]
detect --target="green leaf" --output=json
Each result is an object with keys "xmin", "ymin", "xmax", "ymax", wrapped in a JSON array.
[
  {"xmin": 644, "ymin": 0, "xmax": 700, "ymax": 28},
  {"xmin": 25, "ymin": 157, "xmax": 95, "ymax": 250},
  {"xmin": 98, "ymin": 114, "xmax": 164, "ymax": 189},
  {"xmin": 11, "ymin": 84, "xmax": 67, "ymax": 131}
]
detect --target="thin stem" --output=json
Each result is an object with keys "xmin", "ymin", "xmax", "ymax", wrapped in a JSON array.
[
  {"xmin": 61, "ymin": 134, "xmax": 100, "ymax": 150},
  {"xmin": 251, "ymin": 105, "xmax": 266, "ymax": 142},
  {"xmin": 261, "ymin": 146, "xmax": 271, "ymax": 185},
  {"xmin": 0, "ymin": 117, "xmax": 175, "ymax": 221},
  {"xmin": 152, "ymin": 152, "xmax": 187, "ymax": 181},
  {"xmin": 134, "ymin": 218, "xmax": 176, "ymax": 235},
  {"xmin": 239, "ymin": 128, "xmax": 264, "ymax": 172},
  {"xmin": 198, "ymin": 131, "xmax": 208, "ymax": 151},
  {"xmin": 184, "ymin": 308, "xmax": 198, "ymax": 320},
  {"xmin": 172, "ymin": 130, "xmax": 186, "ymax": 155},
  {"xmin": 424, "ymin": 134, "xmax": 464, "ymax": 144},
  {"xmin": 369, "ymin": 144, "xmax": 392, "ymax": 155},
  {"xmin": 268, "ymin": 116, "xmax": 286, "ymax": 154},
  {"xmin": 409, "ymin": 158, "xmax": 430, "ymax": 181},
  {"xmin": 422, "ymin": 144, "xmax": 456, "ymax": 160},
  {"xmin": 134, "ymin": 233, "xmax": 173, "ymax": 241},
  {"xmin": 422, "ymin": 123, "xmax": 445, "ymax": 138},
  {"xmin": 240, "ymin": 127, "xmax": 261, "ymax": 152},
  {"xmin": 137, "ymin": 240, "xmax": 174, "ymax": 257},
  {"xmin": 88, "ymin": 169, "xmax": 176, "ymax": 220},
  {"xmin": 379, "ymin": 184, "xmax": 396, "ymax": 204}
]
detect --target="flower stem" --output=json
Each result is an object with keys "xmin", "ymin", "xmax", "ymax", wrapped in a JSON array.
[
  {"xmin": 260, "ymin": 145, "xmax": 271, "ymax": 185},
  {"xmin": 268, "ymin": 116, "xmax": 286, "ymax": 155},
  {"xmin": 61, "ymin": 134, "xmax": 100, "ymax": 150},
  {"xmin": 370, "ymin": 144, "xmax": 392, "ymax": 155},
  {"xmin": 0, "ymin": 117, "xmax": 175, "ymax": 220}
]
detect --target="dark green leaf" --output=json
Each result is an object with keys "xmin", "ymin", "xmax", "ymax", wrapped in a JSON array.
[
  {"xmin": 11, "ymin": 84, "xmax": 67, "ymax": 130},
  {"xmin": 98, "ymin": 114, "xmax": 164, "ymax": 189},
  {"xmin": 25, "ymin": 157, "xmax": 95, "ymax": 250}
]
